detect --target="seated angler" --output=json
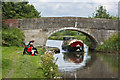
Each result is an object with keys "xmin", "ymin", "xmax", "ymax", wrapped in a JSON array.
[
  {"xmin": 28, "ymin": 40, "xmax": 39, "ymax": 54},
  {"xmin": 27, "ymin": 44, "xmax": 37, "ymax": 56}
]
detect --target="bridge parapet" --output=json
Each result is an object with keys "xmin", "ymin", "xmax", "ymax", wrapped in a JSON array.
[{"xmin": 17, "ymin": 17, "xmax": 118, "ymax": 30}]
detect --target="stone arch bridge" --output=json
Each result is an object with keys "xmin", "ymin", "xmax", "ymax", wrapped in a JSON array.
[{"xmin": 5, "ymin": 17, "xmax": 118, "ymax": 49}]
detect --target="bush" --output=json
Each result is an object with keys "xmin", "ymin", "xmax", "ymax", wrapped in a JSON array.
[
  {"xmin": 40, "ymin": 51, "xmax": 61, "ymax": 79},
  {"xmin": 97, "ymin": 32, "xmax": 120, "ymax": 52},
  {"xmin": 2, "ymin": 25, "xmax": 25, "ymax": 46}
]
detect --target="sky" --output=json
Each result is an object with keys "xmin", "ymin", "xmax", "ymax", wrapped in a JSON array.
[{"xmin": 28, "ymin": 0, "xmax": 119, "ymax": 17}]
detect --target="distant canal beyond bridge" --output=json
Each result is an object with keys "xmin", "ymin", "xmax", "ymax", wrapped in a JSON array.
[{"xmin": 46, "ymin": 40, "xmax": 118, "ymax": 78}]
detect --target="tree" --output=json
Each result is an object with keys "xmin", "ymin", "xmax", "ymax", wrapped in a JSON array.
[
  {"xmin": 92, "ymin": 5, "xmax": 112, "ymax": 19},
  {"xmin": 92, "ymin": 5, "xmax": 118, "ymax": 20},
  {"xmin": 2, "ymin": 2, "xmax": 41, "ymax": 19}
]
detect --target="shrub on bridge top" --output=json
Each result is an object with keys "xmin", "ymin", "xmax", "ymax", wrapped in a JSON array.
[{"xmin": 2, "ymin": 25, "xmax": 25, "ymax": 47}]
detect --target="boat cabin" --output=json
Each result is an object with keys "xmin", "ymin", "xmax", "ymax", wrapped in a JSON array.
[
  {"xmin": 63, "ymin": 36, "xmax": 74, "ymax": 41},
  {"xmin": 62, "ymin": 36, "xmax": 84, "ymax": 52}
]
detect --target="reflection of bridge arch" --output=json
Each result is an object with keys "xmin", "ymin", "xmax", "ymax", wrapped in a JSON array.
[{"xmin": 48, "ymin": 27, "xmax": 99, "ymax": 49}]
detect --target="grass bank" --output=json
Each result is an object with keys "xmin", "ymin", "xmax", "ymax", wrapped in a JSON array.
[
  {"xmin": 96, "ymin": 33, "xmax": 120, "ymax": 53},
  {"xmin": 2, "ymin": 46, "xmax": 45, "ymax": 78}
]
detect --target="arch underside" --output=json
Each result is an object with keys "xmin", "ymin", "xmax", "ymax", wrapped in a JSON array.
[{"xmin": 48, "ymin": 27, "xmax": 98, "ymax": 49}]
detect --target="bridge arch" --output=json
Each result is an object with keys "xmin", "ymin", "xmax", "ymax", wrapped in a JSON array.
[{"xmin": 47, "ymin": 27, "xmax": 99, "ymax": 49}]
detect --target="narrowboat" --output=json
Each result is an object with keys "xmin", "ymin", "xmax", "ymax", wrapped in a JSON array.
[{"xmin": 62, "ymin": 36, "xmax": 84, "ymax": 52}]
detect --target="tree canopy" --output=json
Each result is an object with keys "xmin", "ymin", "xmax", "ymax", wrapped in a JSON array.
[
  {"xmin": 2, "ymin": 2, "xmax": 41, "ymax": 19},
  {"xmin": 92, "ymin": 5, "xmax": 118, "ymax": 20}
]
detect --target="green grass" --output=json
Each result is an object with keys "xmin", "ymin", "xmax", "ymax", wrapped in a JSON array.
[
  {"xmin": 12, "ymin": 55, "xmax": 44, "ymax": 78},
  {"xmin": 2, "ymin": 46, "xmax": 44, "ymax": 78},
  {"xmin": 2, "ymin": 46, "xmax": 22, "ymax": 78},
  {"xmin": 0, "ymin": 46, "xmax": 2, "ymax": 79}
]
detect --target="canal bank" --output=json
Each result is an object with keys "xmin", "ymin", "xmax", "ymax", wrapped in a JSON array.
[
  {"xmin": 96, "ymin": 32, "xmax": 120, "ymax": 54},
  {"xmin": 2, "ymin": 46, "xmax": 45, "ymax": 78},
  {"xmin": 2, "ymin": 46, "xmax": 61, "ymax": 79}
]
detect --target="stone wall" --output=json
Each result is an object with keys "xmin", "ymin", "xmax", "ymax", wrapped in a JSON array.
[{"xmin": 18, "ymin": 17, "xmax": 118, "ymax": 30}]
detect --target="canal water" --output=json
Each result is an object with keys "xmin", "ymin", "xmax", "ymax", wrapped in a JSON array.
[{"xmin": 46, "ymin": 40, "xmax": 118, "ymax": 78}]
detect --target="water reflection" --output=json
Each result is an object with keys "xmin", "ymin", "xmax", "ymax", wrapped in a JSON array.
[
  {"xmin": 46, "ymin": 40, "xmax": 91, "ymax": 71},
  {"xmin": 46, "ymin": 40, "xmax": 118, "ymax": 78},
  {"xmin": 63, "ymin": 52, "xmax": 84, "ymax": 64}
]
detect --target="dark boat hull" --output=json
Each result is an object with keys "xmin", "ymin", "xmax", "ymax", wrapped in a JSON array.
[{"xmin": 62, "ymin": 45, "xmax": 84, "ymax": 52}]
